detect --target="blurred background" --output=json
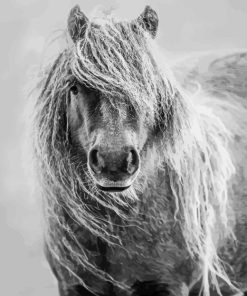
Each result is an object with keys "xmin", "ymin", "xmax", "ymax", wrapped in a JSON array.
[{"xmin": 0, "ymin": 0, "xmax": 247, "ymax": 295}]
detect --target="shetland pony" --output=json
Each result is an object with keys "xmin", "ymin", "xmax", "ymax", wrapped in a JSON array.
[{"xmin": 30, "ymin": 5, "xmax": 247, "ymax": 296}]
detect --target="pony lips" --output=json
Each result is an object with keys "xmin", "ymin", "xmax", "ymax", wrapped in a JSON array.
[
  {"xmin": 96, "ymin": 184, "xmax": 131, "ymax": 192},
  {"xmin": 88, "ymin": 173, "xmax": 139, "ymax": 192}
]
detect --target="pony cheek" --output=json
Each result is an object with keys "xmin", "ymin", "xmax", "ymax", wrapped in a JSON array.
[
  {"xmin": 68, "ymin": 104, "xmax": 94, "ymax": 153},
  {"xmin": 134, "ymin": 126, "xmax": 149, "ymax": 152},
  {"xmin": 68, "ymin": 100, "xmax": 82, "ymax": 132},
  {"xmin": 75, "ymin": 126, "xmax": 94, "ymax": 154}
]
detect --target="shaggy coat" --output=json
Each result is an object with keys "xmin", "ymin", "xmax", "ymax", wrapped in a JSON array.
[{"xmin": 30, "ymin": 5, "xmax": 247, "ymax": 296}]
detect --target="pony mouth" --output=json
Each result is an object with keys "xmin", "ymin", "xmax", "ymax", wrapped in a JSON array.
[
  {"xmin": 96, "ymin": 184, "xmax": 131, "ymax": 192},
  {"xmin": 88, "ymin": 167, "xmax": 138, "ymax": 193}
]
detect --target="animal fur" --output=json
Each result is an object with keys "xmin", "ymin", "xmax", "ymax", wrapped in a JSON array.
[{"xmin": 29, "ymin": 5, "xmax": 247, "ymax": 296}]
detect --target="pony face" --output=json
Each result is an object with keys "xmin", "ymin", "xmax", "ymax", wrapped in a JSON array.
[
  {"xmin": 68, "ymin": 81, "xmax": 154, "ymax": 192},
  {"xmin": 66, "ymin": 5, "xmax": 163, "ymax": 192}
]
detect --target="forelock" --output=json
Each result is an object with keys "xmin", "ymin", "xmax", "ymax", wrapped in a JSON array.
[{"xmin": 70, "ymin": 16, "xmax": 168, "ymax": 119}]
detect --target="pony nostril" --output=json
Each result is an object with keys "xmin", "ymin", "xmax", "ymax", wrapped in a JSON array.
[
  {"xmin": 126, "ymin": 149, "xmax": 139, "ymax": 175},
  {"xmin": 90, "ymin": 149, "xmax": 98, "ymax": 166},
  {"xmin": 89, "ymin": 149, "xmax": 104, "ymax": 174}
]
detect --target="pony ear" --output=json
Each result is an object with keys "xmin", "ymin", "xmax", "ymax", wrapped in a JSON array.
[
  {"xmin": 137, "ymin": 6, "xmax": 159, "ymax": 38},
  {"xmin": 67, "ymin": 5, "xmax": 89, "ymax": 43}
]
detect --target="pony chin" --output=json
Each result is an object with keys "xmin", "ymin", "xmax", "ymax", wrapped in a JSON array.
[
  {"xmin": 114, "ymin": 185, "xmax": 139, "ymax": 203},
  {"xmin": 88, "ymin": 167, "xmax": 141, "ymax": 192}
]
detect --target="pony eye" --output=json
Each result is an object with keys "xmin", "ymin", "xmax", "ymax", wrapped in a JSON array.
[{"xmin": 70, "ymin": 84, "xmax": 79, "ymax": 95}]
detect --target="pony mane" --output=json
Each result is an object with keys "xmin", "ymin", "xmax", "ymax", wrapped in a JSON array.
[{"xmin": 30, "ymin": 12, "xmax": 237, "ymax": 296}]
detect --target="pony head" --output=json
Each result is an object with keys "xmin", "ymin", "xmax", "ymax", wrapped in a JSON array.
[{"xmin": 64, "ymin": 5, "xmax": 174, "ymax": 193}]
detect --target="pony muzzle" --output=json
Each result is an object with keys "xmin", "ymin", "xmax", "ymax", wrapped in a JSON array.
[{"xmin": 87, "ymin": 146, "xmax": 140, "ymax": 192}]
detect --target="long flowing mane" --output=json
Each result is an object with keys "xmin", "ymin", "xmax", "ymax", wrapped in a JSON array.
[{"xmin": 30, "ymin": 11, "xmax": 237, "ymax": 296}]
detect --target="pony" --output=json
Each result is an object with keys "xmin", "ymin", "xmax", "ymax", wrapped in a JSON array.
[{"xmin": 30, "ymin": 4, "xmax": 247, "ymax": 296}]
